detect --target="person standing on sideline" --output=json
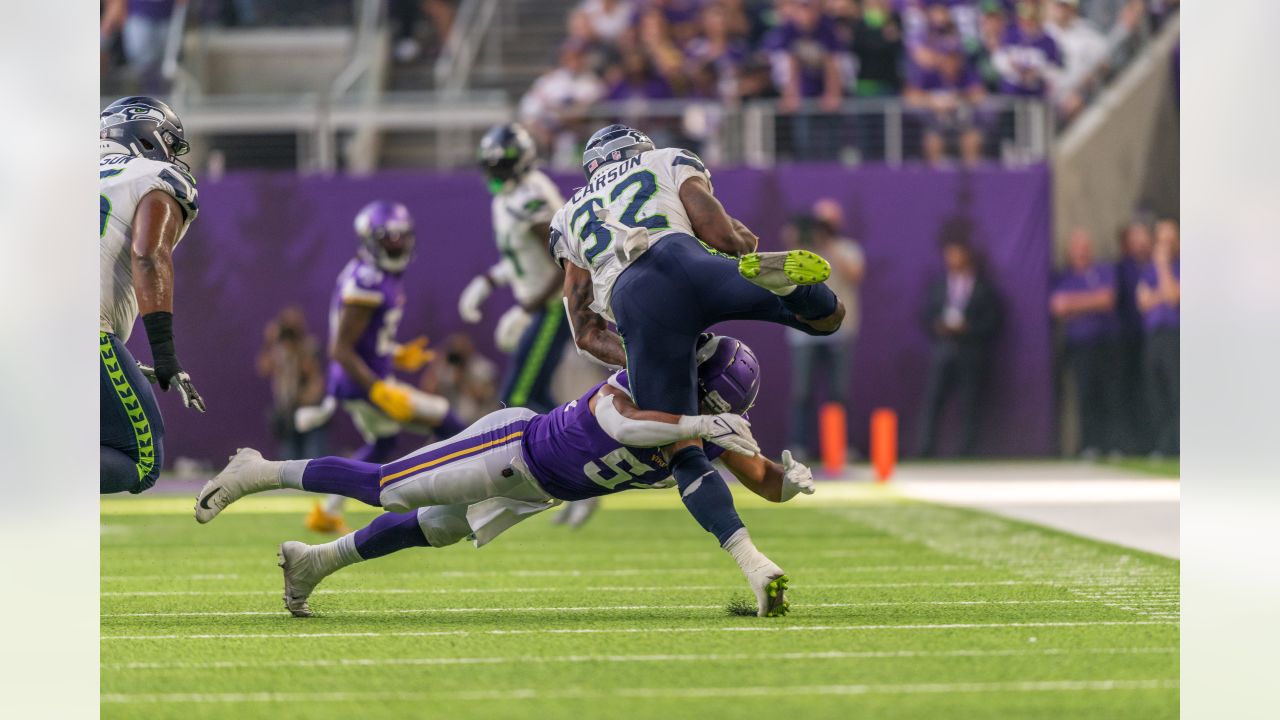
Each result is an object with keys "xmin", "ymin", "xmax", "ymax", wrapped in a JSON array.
[
  {"xmin": 1114, "ymin": 217, "xmax": 1154, "ymax": 453},
  {"xmin": 257, "ymin": 307, "xmax": 328, "ymax": 461},
  {"xmin": 916, "ymin": 238, "xmax": 1002, "ymax": 457},
  {"xmin": 1050, "ymin": 228, "xmax": 1121, "ymax": 457},
  {"xmin": 786, "ymin": 199, "xmax": 865, "ymax": 461},
  {"xmin": 1136, "ymin": 219, "xmax": 1180, "ymax": 456}
]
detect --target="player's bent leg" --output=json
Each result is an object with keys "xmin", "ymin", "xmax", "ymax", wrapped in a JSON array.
[
  {"xmin": 196, "ymin": 451, "xmax": 384, "ymax": 523},
  {"xmin": 724, "ymin": 528, "xmax": 790, "ymax": 617},
  {"xmin": 100, "ymin": 332, "xmax": 165, "ymax": 494},
  {"xmin": 379, "ymin": 407, "xmax": 536, "ymax": 512}
]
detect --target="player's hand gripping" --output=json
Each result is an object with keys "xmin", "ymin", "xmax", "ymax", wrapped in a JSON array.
[
  {"xmin": 779, "ymin": 450, "xmax": 815, "ymax": 501},
  {"xmin": 458, "ymin": 275, "xmax": 492, "ymax": 323},
  {"xmin": 393, "ymin": 336, "xmax": 435, "ymax": 372},
  {"xmin": 369, "ymin": 379, "xmax": 415, "ymax": 423},
  {"xmin": 137, "ymin": 362, "xmax": 206, "ymax": 413},
  {"xmin": 695, "ymin": 413, "xmax": 760, "ymax": 457}
]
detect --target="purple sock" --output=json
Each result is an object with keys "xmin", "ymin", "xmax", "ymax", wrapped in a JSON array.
[
  {"xmin": 300, "ymin": 457, "xmax": 384, "ymax": 507},
  {"xmin": 353, "ymin": 510, "xmax": 430, "ymax": 560},
  {"xmin": 435, "ymin": 410, "xmax": 467, "ymax": 439},
  {"xmin": 352, "ymin": 435, "xmax": 398, "ymax": 464}
]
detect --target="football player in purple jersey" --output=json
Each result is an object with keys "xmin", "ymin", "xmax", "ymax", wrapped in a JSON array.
[
  {"xmin": 195, "ymin": 335, "xmax": 814, "ymax": 617},
  {"xmin": 291, "ymin": 200, "xmax": 467, "ymax": 533}
]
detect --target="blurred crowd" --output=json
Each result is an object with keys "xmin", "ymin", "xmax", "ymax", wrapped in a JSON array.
[
  {"xmin": 1050, "ymin": 216, "xmax": 1180, "ymax": 458},
  {"xmin": 521, "ymin": 0, "xmax": 1177, "ymax": 165}
]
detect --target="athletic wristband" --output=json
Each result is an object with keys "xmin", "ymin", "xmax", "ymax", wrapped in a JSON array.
[{"xmin": 141, "ymin": 311, "xmax": 179, "ymax": 368}]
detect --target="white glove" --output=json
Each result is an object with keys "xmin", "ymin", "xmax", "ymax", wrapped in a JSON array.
[
  {"xmin": 692, "ymin": 413, "xmax": 760, "ymax": 457},
  {"xmin": 294, "ymin": 396, "xmax": 336, "ymax": 433},
  {"xmin": 779, "ymin": 450, "xmax": 815, "ymax": 501},
  {"xmin": 458, "ymin": 275, "xmax": 492, "ymax": 324},
  {"xmin": 137, "ymin": 362, "xmax": 206, "ymax": 412},
  {"xmin": 495, "ymin": 306, "xmax": 533, "ymax": 353}
]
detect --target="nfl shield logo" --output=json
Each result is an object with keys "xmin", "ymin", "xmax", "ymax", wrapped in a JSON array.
[{"xmin": 610, "ymin": 150, "xmax": 621, "ymax": 160}]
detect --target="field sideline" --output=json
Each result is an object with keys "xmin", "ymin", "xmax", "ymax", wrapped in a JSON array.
[{"xmin": 101, "ymin": 484, "xmax": 1179, "ymax": 719}]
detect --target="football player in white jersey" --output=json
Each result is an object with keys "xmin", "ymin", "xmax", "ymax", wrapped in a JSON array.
[
  {"xmin": 550, "ymin": 124, "xmax": 846, "ymax": 616},
  {"xmin": 460, "ymin": 123, "xmax": 602, "ymax": 528},
  {"xmin": 99, "ymin": 96, "xmax": 204, "ymax": 494}
]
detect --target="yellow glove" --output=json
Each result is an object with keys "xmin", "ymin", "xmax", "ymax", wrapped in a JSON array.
[
  {"xmin": 393, "ymin": 336, "xmax": 434, "ymax": 372},
  {"xmin": 369, "ymin": 380, "xmax": 414, "ymax": 423}
]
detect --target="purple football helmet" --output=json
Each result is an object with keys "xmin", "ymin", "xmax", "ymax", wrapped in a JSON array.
[
  {"xmin": 354, "ymin": 200, "xmax": 415, "ymax": 274},
  {"xmin": 695, "ymin": 334, "xmax": 761, "ymax": 415}
]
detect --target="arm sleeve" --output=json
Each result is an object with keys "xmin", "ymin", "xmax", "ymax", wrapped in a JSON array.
[
  {"xmin": 141, "ymin": 161, "xmax": 200, "ymax": 225},
  {"xmin": 340, "ymin": 265, "xmax": 386, "ymax": 307},
  {"xmin": 664, "ymin": 148, "xmax": 713, "ymax": 194},
  {"xmin": 594, "ymin": 393, "xmax": 700, "ymax": 448}
]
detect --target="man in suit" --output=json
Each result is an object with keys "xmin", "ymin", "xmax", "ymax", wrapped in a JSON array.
[{"xmin": 915, "ymin": 238, "xmax": 1003, "ymax": 457}]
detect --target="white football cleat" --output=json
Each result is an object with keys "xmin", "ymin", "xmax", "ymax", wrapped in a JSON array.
[
  {"xmin": 278, "ymin": 541, "xmax": 329, "ymax": 618},
  {"xmin": 743, "ymin": 557, "xmax": 790, "ymax": 617},
  {"xmin": 194, "ymin": 448, "xmax": 281, "ymax": 524}
]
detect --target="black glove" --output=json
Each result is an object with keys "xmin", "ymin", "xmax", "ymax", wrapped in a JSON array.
[{"xmin": 141, "ymin": 312, "xmax": 206, "ymax": 412}]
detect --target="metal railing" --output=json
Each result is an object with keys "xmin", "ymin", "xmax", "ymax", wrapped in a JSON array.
[{"xmin": 434, "ymin": 0, "xmax": 501, "ymax": 94}]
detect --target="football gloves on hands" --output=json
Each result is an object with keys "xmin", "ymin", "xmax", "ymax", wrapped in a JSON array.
[
  {"xmin": 137, "ymin": 362, "xmax": 206, "ymax": 413},
  {"xmin": 458, "ymin": 275, "xmax": 492, "ymax": 324},
  {"xmin": 779, "ymin": 449, "xmax": 815, "ymax": 501},
  {"xmin": 495, "ymin": 306, "xmax": 532, "ymax": 353},
  {"xmin": 694, "ymin": 413, "xmax": 760, "ymax": 457},
  {"xmin": 393, "ymin": 336, "xmax": 435, "ymax": 372},
  {"xmin": 369, "ymin": 379, "xmax": 415, "ymax": 423}
]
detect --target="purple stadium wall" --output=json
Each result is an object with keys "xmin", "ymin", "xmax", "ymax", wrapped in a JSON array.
[{"xmin": 131, "ymin": 164, "xmax": 1054, "ymax": 464}]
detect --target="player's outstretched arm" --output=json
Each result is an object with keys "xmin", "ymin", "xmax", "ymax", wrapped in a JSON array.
[
  {"xmin": 680, "ymin": 176, "xmax": 758, "ymax": 257},
  {"xmin": 563, "ymin": 263, "xmax": 627, "ymax": 368},
  {"xmin": 721, "ymin": 450, "xmax": 815, "ymax": 503},
  {"xmin": 590, "ymin": 386, "xmax": 759, "ymax": 457},
  {"xmin": 131, "ymin": 190, "xmax": 204, "ymax": 411}
]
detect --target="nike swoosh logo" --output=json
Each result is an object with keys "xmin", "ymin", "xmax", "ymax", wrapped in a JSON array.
[{"xmin": 198, "ymin": 489, "xmax": 220, "ymax": 510}]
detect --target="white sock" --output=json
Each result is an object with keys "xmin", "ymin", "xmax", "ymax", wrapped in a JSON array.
[
  {"xmin": 312, "ymin": 533, "xmax": 362, "ymax": 574},
  {"xmin": 280, "ymin": 460, "xmax": 308, "ymax": 490},
  {"xmin": 324, "ymin": 494, "xmax": 345, "ymax": 514},
  {"xmin": 722, "ymin": 527, "xmax": 770, "ymax": 573}
]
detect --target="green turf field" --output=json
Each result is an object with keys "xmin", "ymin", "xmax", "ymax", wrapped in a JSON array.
[{"xmin": 101, "ymin": 486, "xmax": 1179, "ymax": 719}]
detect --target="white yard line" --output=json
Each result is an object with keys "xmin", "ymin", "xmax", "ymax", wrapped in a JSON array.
[
  {"xmin": 101, "ymin": 599, "xmax": 1107, "ymax": 618},
  {"xmin": 99, "ymin": 580, "xmax": 1061, "ymax": 598},
  {"xmin": 100, "ymin": 679, "xmax": 1178, "ymax": 704},
  {"xmin": 101, "ymin": 620, "xmax": 1177, "ymax": 641},
  {"xmin": 104, "ymin": 646, "xmax": 1177, "ymax": 671}
]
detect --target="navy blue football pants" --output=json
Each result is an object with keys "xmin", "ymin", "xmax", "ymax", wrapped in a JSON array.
[
  {"xmin": 100, "ymin": 332, "xmax": 165, "ymax": 494},
  {"xmin": 610, "ymin": 233, "xmax": 837, "ymax": 416}
]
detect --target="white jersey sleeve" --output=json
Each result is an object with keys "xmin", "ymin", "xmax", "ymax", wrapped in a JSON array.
[
  {"xmin": 99, "ymin": 154, "xmax": 200, "ymax": 342},
  {"xmin": 490, "ymin": 169, "xmax": 566, "ymax": 307}
]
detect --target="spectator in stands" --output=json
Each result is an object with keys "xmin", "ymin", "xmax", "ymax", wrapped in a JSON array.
[
  {"xmin": 989, "ymin": 0, "xmax": 1062, "ymax": 98},
  {"xmin": 970, "ymin": 2, "xmax": 1010, "ymax": 92},
  {"xmin": 1050, "ymin": 228, "xmax": 1121, "ymax": 457},
  {"xmin": 636, "ymin": 7, "xmax": 689, "ymax": 92},
  {"xmin": 652, "ymin": 0, "xmax": 709, "ymax": 46},
  {"xmin": 1114, "ymin": 216, "xmax": 1154, "ymax": 453},
  {"xmin": 916, "ymin": 238, "xmax": 1003, "ymax": 457},
  {"xmin": 848, "ymin": 0, "xmax": 905, "ymax": 98},
  {"xmin": 101, "ymin": 0, "xmax": 185, "ymax": 95},
  {"xmin": 685, "ymin": 3, "xmax": 750, "ymax": 102},
  {"xmin": 1044, "ymin": 0, "xmax": 1111, "ymax": 120},
  {"xmin": 903, "ymin": 26, "xmax": 988, "ymax": 166},
  {"xmin": 607, "ymin": 49, "xmax": 675, "ymax": 102},
  {"xmin": 419, "ymin": 333, "xmax": 499, "ymax": 424},
  {"xmin": 518, "ymin": 41, "xmax": 606, "ymax": 158},
  {"xmin": 786, "ymin": 201, "xmax": 866, "ymax": 460},
  {"xmin": 763, "ymin": 0, "xmax": 848, "ymax": 160},
  {"xmin": 257, "ymin": 307, "xmax": 327, "ymax": 460},
  {"xmin": 1136, "ymin": 218, "xmax": 1180, "ymax": 456},
  {"xmin": 579, "ymin": 0, "xmax": 637, "ymax": 43},
  {"xmin": 391, "ymin": 0, "xmax": 459, "ymax": 63}
]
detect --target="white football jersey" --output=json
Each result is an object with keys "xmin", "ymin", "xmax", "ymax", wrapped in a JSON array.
[
  {"xmin": 550, "ymin": 147, "xmax": 710, "ymax": 319},
  {"xmin": 99, "ymin": 153, "xmax": 199, "ymax": 342},
  {"xmin": 489, "ymin": 169, "xmax": 564, "ymax": 307}
]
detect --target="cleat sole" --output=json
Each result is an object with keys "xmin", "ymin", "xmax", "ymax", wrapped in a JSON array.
[
  {"xmin": 738, "ymin": 250, "xmax": 831, "ymax": 286},
  {"xmin": 764, "ymin": 575, "xmax": 790, "ymax": 617}
]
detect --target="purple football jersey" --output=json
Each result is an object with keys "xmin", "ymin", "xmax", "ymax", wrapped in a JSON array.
[
  {"xmin": 522, "ymin": 372, "xmax": 724, "ymax": 502},
  {"xmin": 326, "ymin": 256, "xmax": 405, "ymax": 400}
]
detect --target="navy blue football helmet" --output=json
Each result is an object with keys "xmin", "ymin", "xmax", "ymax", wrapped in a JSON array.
[
  {"xmin": 581, "ymin": 124, "xmax": 654, "ymax": 180},
  {"xmin": 478, "ymin": 123, "xmax": 537, "ymax": 193},
  {"xmin": 100, "ymin": 96, "xmax": 190, "ymax": 164}
]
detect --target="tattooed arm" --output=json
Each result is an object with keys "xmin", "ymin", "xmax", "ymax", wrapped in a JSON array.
[{"xmin": 563, "ymin": 262, "xmax": 627, "ymax": 368}]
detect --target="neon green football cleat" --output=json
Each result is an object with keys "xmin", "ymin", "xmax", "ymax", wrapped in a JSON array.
[
  {"xmin": 738, "ymin": 250, "xmax": 831, "ymax": 293},
  {"xmin": 763, "ymin": 575, "xmax": 791, "ymax": 618}
]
